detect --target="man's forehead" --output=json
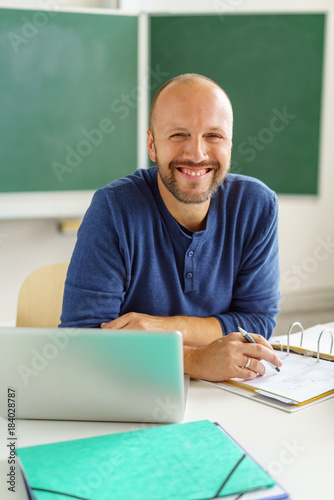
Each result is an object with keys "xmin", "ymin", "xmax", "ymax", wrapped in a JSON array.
[
  {"xmin": 149, "ymin": 76, "xmax": 233, "ymax": 134},
  {"xmin": 156, "ymin": 83, "xmax": 231, "ymax": 122},
  {"xmin": 158, "ymin": 78, "xmax": 225, "ymax": 102},
  {"xmin": 153, "ymin": 80, "xmax": 232, "ymax": 120}
]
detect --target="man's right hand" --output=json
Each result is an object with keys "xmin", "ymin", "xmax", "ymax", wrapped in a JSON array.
[{"xmin": 183, "ymin": 332, "xmax": 282, "ymax": 382}]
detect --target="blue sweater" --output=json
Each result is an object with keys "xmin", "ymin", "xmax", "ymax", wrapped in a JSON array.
[{"xmin": 60, "ymin": 167, "xmax": 280, "ymax": 339}]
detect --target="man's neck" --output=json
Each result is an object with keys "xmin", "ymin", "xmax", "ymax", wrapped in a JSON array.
[{"xmin": 157, "ymin": 175, "xmax": 210, "ymax": 232}]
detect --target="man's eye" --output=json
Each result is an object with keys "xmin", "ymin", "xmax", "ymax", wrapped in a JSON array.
[
  {"xmin": 170, "ymin": 133, "xmax": 186, "ymax": 139},
  {"xmin": 207, "ymin": 134, "xmax": 222, "ymax": 139}
]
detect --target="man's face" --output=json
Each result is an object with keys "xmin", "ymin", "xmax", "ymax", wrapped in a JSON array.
[{"xmin": 147, "ymin": 80, "xmax": 233, "ymax": 205}]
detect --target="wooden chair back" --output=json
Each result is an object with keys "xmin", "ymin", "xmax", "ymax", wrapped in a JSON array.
[{"xmin": 16, "ymin": 262, "xmax": 69, "ymax": 327}]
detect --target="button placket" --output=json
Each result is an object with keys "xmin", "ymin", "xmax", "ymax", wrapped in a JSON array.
[{"xmin": 184, "ymin": 243, "xmax": 196, "ymax": 292}]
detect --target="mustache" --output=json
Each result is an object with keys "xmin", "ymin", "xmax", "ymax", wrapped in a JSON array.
[{"xmin": 169, "ymin": 159, "xmax": 220, "ymax": 170}]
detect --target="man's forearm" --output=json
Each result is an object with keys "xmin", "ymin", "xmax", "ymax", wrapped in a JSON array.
[
  {"xmin": 160, "ymin": 315, "xmax": 223, "ymax": 346},
  {"xmin": 101, "ymin": 312, "xmax": 282, "ymax": 381},
  {"xmin": 101, "ymin": 313, "xmax": 223, "ymax": 346}
]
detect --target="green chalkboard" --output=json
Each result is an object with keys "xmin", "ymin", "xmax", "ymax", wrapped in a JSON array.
[
  {"xmin": 0, "ymin": 9, "xmax": 138, "ymax": 193},
  {"xmin": 149, "ymin": 14, "xmax": 325, "ymax": 195}
]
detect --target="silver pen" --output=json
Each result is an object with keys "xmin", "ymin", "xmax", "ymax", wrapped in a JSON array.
[{"xmin": 238, "ymin": 326, "xmax": 280, "ymax": 372}]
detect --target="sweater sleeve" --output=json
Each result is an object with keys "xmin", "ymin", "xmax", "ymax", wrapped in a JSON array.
[
  {"xmin": 213, "ymin": 191, "xmax": 280, "ymax": 340},
  {"xmin": 59, "ymin": 189, "xmax": 128, "ymax": 328}
]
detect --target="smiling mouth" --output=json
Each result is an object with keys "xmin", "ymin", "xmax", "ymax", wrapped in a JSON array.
[{"xmin": 176, "ymin": 167, "xmax": 212, "ymax": 177}]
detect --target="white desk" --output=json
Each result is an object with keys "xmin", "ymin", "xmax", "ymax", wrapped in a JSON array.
[{"xmin": 1, "ymin": 380, "xmax": 333, "ymax": 500}]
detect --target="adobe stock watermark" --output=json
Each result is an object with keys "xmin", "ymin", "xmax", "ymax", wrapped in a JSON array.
[
  {"xmin": 74, "ymin": 396, "xmax": 189, "ymax": 498},
  {"xmin": 51, "ymin": 65, "xmax": 169, "ymax": 183},
  {"xmin": 17, "ymin": 328, "xmax": 79, "ymax": 386},
  {"xmin": 52, "ymin": 119, "xmax": 115, "ymax": 183},
  {"xmin": 213, "ymin": 0, "xmax": 243, "ymax": 21},
  {"xmin": 7, "ymin": 0, "xmax": 70, "ymax": 54},
  {"xmin": 267, "ymin": 439, "xmax": 306, "ymax": 477},
  {"xmin": 75, "ymin": 451, "xmax": 124, "ymax": 498},
  {"xmin": 281, "ymin": 235, "xmax": 334, "ymax": 293},
  {"xmin": 230, "ymin": 106, "xmax": 297, "ymax": 175}
]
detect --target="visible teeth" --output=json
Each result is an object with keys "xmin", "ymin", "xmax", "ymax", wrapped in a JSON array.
[{"xmin": 182, "ymin": 168, "xmax": 207, "ymax": 176}]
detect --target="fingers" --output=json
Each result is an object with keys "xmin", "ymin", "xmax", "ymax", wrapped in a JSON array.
[
  {"xmin": 101, "ymin": 321, "xmax": 112, "ymax": 329},
  {"xmin": 240, "ymin": 355, "xmax": 266, "ymax": 377},
  {"xmin": 230, "ymin": 331, "xmax": 274, "ymax": 351},
  {"xmin": 100, "ymin": 312, "xmax": 165, "ymax": 331},
  {"xmin": 101, "ymin": 314, "xmax": 130, "ymax": 329},
  {"xmin": 210, "ymin": 334, "xmax": 282, "ymax": 374},
  {"xmin": 242, "ymin": 343, "xmax": 282, "ymax": 368},
  {"xmin": 237, "ymin": 346, "xmax": 282, "ymax": 381},
  {"xmin": 258, "ymin": 344, "xmax": 282, "ymax": 368},
  {"xmin": 239, "ymin": 367, "xmax": 259, "ymax": 380},
  {"xmin": 241, "ymin": 332, "xmax": 274, "ymax": 351},
  {"xmin": 190, "ymin": 335, "xmax": 281, "ymax": 382},
  {"xmin": 233, "ymin": 329, "xmax": 282, "ymax": 369},
  {"xmin": 234, "ymin": 340, "xmax": 282, "ymax": 379}
]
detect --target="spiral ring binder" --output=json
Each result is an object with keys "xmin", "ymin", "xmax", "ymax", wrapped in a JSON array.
[
  {"xmin": 317, "ymin": 329, "xmax": 334, "ymax": 362},
  {"xmin": 286, "ymin": 321, "xmax": 304, "ymax": 355},
  {"xmin": 282, "ymin": 322, "xmax": 334, "ymax": 362}
]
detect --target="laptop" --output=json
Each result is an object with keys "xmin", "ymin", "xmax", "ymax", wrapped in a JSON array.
[{"xmin": 0, "ymin": 327, "xmax": 186, "ymax": 423}]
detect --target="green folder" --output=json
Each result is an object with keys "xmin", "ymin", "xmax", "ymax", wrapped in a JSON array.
[{"xmin": 16, "ymin": 420, "xmax": 275, "ymax": 499}]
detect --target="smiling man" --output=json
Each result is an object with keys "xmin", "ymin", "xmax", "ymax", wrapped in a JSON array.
[
  {"xmin": 60, "ymin": 74, "xmax": 282, "ymax": 381},
  {"xmin": 149, "ymin": 76, "xmax": 232, "ymax": 212}
]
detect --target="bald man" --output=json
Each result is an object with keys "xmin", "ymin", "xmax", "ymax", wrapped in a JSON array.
[{"xmin": 60, "ymin": 74, "xmax": 282, "ymax": 381}]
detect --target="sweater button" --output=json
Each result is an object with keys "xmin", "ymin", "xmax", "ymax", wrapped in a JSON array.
[
  {"xmin": 188, "ymin": 251, "xmax": 194, "ymax": 257},
  {"xmin": 186, "ymin": 272, "xmax": 193, "ymax": 279}
]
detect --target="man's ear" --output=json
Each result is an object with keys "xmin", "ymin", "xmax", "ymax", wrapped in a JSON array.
[{"xmin": 147, "ymin": 129, "xmax": 156, "ymax": 162}]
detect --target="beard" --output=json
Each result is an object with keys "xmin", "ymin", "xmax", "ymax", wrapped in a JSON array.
[{"xmin": 156, "ymin": 156, "xmax": 230, "ymax": 205}]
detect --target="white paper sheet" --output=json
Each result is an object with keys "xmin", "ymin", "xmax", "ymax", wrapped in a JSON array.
[{"xmin": 230, "ymin": 350, "xmax": 334, "ymax": 404}]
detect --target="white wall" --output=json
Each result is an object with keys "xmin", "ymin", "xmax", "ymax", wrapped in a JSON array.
[
  {"xmin": 1, "ymin": 0, "xmax": 334, "ymax": 325},
  {"xmin": 0, "ymin": 0, "xmax": 113, "ymax": 8}
]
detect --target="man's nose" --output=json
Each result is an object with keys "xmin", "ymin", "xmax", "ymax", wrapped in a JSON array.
[{"xmin": 183, "ymin": 136, "xmax": 208, "ymax": 164}]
